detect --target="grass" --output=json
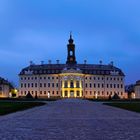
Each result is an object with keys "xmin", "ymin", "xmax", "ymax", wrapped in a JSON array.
[
  {"xmin": 0, "ymin": 101, "xmax": 46, "ymax": 115},
  {"xmin": 104, "ymin": 102, "xmax": 140, "ymax": 113}
]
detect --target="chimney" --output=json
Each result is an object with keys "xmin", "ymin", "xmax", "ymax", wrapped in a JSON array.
[
  {"xmin": 56, "ymin": 60, "xmax": 60, "ymax": 64},
  {"xmin": 41, "ymin": 61, "xmax": 44, "ymax": 65},
  {"xmin": 30, "ymin": 61, "xmax": 33, "ymax": 66},
  {"xmin": 84, "ymin": 60, "xmax": 87, "ymax": 64},
  {"xmin": 48, "ymin": 60, "xmax": 51, "ymax": 64},
  {"xmin": 99, "ymin": 60, "xmax": 102, "ymax": 65},
  {"xmin": 110, "ymin": 61, "xmax": 114, "ymax": 66}
]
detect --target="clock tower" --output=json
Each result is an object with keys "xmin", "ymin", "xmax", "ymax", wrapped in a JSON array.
[{"xmin": 66, "ymin": 33, "xmax": 77, "ymax": 64}]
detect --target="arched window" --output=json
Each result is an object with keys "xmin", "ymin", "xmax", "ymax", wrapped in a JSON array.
[
  {"xmin": 70, "ymin": 51, "xmax": 73, "ymax": 56},
  {"xmin": 70, "ymin": 81, "xmax": 74, "ymax": 88}
]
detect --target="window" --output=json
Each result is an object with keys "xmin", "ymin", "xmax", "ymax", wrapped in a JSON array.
[
  {"xmin": 44, "ymin": 83, "xmax": 46, "ymax": 87},
  {"xmin": 77, "ymin": 91, "xmax": 80, "ymax": 96},
  {"xmin": 102, "ymin": 84, "xmax": 104, "ymax": 88},
  {"xmin": 70, "ymin": 51, "xmax": 73, "ymax": 56},
  {"xmin": 48, "ymin": 83, "xmax": 50, "ymax": 87},
  {"xmin": 90, "ymin": 83, "xmax": 92, "ymax": 88},
  {"xmin": 31, "ymin": 83, "xmax": 33, "ymax": 87},
  {"xmin": 76, "ymin": 81, "xmax": 80, "ymax": 88},
  {"xmin": 21, "ymin": 83, "xmax": 23, "ymax": 88},
  {"xmin": 90, "ymin": 91, "xmax": 92, "ymax": 95},
  {"xmin": 44, "ymin": 91, "xmax": 46, "ymax": 94},
  {"xmin": 94, "ymin": 83, "xmax": 96, "ymax": 88},
  {"xmin": 64, "ymin": 81, "xmax": 68, "ymax": 88},
  {"xmin": 35, "ymin": 83, "xmax": 37, "ymax": 87},
  {"xmin": 98, "ymin": 83, "xmax": 100, "ymax": 88},
  {"xmin": 28, "ymin": 83, "xmax": 30, "ymax": 88},
  {"xmin": 85, "ymin": 83, "xmax": 88, "ymax": 88},
  {"xmin": 52, "ymin": 83, "xmax": 54, "ymax": 87},
  {"xmin": 110, "ymin": 84, "xmax": 112, "ymax": 88},
  {"xmin": 40, "ymin": 83, "xmax": 42, "ymax": 87},
  {"xmin": 70, "ymin": 81, "xmax": 74, "ymax": 88},
  {"xmin": 65, "ymin": 91, "xmax": 68, "ymax": 96},
  {"xmin": 56, "ymin": 83, "xmax": 59, "ymax": 88}
]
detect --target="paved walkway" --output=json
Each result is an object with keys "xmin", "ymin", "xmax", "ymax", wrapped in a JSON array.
[{"xmin": 0, "ymin": 99, "xmax": 140, "ymax": 140}]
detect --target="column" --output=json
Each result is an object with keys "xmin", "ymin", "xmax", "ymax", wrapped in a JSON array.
[{"xmin": 68, "ymin": 90, "xmax": 70, "ymax": 98}]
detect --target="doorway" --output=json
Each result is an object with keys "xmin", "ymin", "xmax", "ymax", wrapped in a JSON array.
[{"xmin": 70, "ymin": 90, "xmax": 74, "ymax": 98}]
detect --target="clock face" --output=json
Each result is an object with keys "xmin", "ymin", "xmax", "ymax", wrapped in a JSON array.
[{"xmin": 70, "ymin": 57, "xmax": 73, "ymax": 61}]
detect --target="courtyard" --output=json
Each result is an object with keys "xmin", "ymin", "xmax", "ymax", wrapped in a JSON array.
[{"xmin": 0, "ymin": 99, "xmax": 140, "ymax": 140}]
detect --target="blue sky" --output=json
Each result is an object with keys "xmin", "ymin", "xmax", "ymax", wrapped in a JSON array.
[{"xmin": 0, "ymin": 0, "xmax": 140, "ymax": 86}]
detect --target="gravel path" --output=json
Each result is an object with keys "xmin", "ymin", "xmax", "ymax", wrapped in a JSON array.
[{"xmin": 0, "ymin": 99, "xmax": 140, "ymax": 140}]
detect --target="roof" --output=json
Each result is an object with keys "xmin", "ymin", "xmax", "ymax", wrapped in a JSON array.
[
  {"xmin": 136, "ymin": 80, "xmax": 140, "ymax": 86},
  {"xmin": 19, "ymin": 63, "xmax": 125, "ymax": 76},
  {"xmin": 0, "ymin": 77, "xmax": 10, "ymax": 85}
]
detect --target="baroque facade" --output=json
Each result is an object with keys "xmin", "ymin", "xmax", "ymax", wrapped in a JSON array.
[
  {"xmin": 134, "ymin": 80, "xmax": 140, "ymax": 99},
  {"xmin": 0, "ymin": 77, "xmax": 12, "ymax": 98},
  {"xmin": 19, "ymin": 34, "xmax": 126, "ymax": 99}
]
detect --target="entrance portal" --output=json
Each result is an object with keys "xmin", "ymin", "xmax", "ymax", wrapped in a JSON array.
[{"xmin": 70, "ymin": 90, "xmax": 74, "ymax": 98}]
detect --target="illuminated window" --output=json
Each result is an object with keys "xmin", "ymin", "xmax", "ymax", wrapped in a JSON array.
[
  {"xmin": 65, "ymin": 91, "xmax": 68, "ymax": 96},
  {"xmin": 77, "ymin": 91, "xmax": 80, "ymax": 96}
]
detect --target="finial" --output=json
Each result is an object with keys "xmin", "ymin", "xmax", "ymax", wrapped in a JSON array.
[
  {"xmin": 69, "ymin": 31, "xmax": 74, "ymax": 43},
  {"xmin": 70, "ymin": 31, "xmax": 72, "ymax": 39}
]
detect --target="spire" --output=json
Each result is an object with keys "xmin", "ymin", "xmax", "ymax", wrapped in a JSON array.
[
  {"xmin": 69, "ymin": 31, "xmax": 74, "ymax": 44},
  {"xmin": 70, "ymin": 31, "xmax": 72, "ymax": 39},
  {"xmin": 66, "ymin": 33, "xmax": 77, "ymax": 64}
]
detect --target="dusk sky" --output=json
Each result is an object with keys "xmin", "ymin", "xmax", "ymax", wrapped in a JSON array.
[{"xmin": 0, "ymin": 0, "xmax": 140, "ymax": 86}]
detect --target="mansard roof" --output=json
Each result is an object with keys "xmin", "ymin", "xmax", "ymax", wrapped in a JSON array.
[
  {"xmin": 19, "ymin": 63, "xmax": 125, "ymax": 76},
  {"xmin": 0, "ymin": 77, "xmax": 10, "ymax": 85}
]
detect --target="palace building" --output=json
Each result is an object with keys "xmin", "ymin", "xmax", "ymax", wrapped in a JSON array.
[{"xmin": 19, "ymin": 34, "xmax": 126, "ymax": 99}]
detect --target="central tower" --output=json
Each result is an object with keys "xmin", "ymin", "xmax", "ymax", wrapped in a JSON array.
[{"xmin": 66, "ymin": 33, "xmax": 77, "ymax": 64}]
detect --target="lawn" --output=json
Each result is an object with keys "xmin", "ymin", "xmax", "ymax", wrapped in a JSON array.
[
  {"xmin": 0, "ymin": 101, "xmax": 46, "ymax": 115},
  {"xmin": 104, "ymin": 102, "xmax": 140, "ymax": 113}
]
